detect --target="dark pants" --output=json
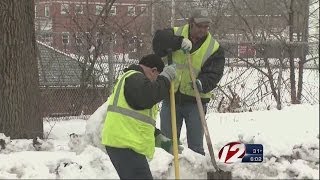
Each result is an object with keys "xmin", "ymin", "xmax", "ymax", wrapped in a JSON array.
[
  {"xmin": 105, "ymin": 146, "xmax": 153, "ymax": 179},
  {"xmin": 160, "ymin": 99, "xmax": 207, "ymax": 155}
]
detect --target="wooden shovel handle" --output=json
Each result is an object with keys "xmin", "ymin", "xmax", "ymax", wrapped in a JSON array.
[
  {"xmin": 167, "ymin": 48, "xmax": 180, "ymax": 179},
  {"xmin": 187, "ymin": 53, "xmax": 221, "ymax": 172}
]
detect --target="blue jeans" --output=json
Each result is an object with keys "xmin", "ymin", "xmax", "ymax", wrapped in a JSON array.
[{"xmin": 160, "ymin": 99, "xmax": 207, "ymax": 155}]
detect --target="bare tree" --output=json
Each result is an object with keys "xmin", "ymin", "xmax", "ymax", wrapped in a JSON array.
[
  {"xmin": 37, "ymin": 0, "xmax": 154, "ymax": 115},
  {"xmin": 45, "ymin": 1, "xmax": 117, "ymax": 115},
  {"xmin": 175, "ymin": 0, "xmax": 318, "ymax": 111},
  {"xmin": 214, "ymin": 0, "xmax": 317, "ymax": 109},
  {"xmin": 0, "ymin": 0, "xmax": 43, "ymax": 139}
]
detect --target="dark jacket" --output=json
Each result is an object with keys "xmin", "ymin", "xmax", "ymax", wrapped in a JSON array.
[
  {"xmin": 123, "ymin": 64, "xmax": 170, "ymax": 110},
  {"xmin": 152, "ymin": 26, "xmax": 225, "ymax": 104},
  {"xmin": 123, "ymin": 64, "xmax": 170, "ymax": 138}
]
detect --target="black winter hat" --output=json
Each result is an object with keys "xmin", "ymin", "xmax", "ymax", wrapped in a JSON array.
[{"xmin": 139, "ymin": 54, "xmax": 164, "ymax": 73}]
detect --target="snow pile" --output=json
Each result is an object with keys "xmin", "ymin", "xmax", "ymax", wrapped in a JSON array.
[
  {"xmin": 82, "ymin": 100, "xmax": 109, "ymax": 153},
  {"xmin": 0, "ymin": 145, "xmax": 118, "ymax": 179},
  {"xmin": 0, "ymin": 133, "xmax": 11, "ymax": 151},
  {"xmin": 0, "ymin": 134, "xmax": 54, "ymax": 153},
  {"xmin": 0, "ymin": 104, "xmax": 318, "ymax": 179}
]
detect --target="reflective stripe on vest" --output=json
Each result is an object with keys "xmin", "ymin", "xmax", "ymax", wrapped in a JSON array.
[
  {"xmin": 102, "ymin": 70, "xmax": 157, "ymax": 159},
  {"xmin": 173, "ymin": 24, "xmax": 219, "ymax": 99},
  {"xmin": 108, "ymin": 71, "xmax": 155, "ymax": 127},
  {"xmin": 108, "ymin": 105, "xmax": 156, "ymax": 126}
]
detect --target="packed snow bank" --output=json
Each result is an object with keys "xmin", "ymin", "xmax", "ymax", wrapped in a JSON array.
[
  {"xmin": 0, "ymin": 104, "xmax": 318, "ymax": 179},
  {"xmin": 82, "ymin": 103, "xmax": 319, "ymax": 179},
  {"xmin": 83, "ymin": 100, "xmax": 109, "ymax": 153}
]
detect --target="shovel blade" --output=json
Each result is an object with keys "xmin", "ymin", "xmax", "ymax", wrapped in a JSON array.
[{"xmin": 207, "ymin": 170, "xmax": 232, "ymax": 179}]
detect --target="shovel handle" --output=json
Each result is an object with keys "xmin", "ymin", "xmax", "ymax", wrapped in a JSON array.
[
  {"xmin": 167, "ymin": 48, "xmax": 180, "ymax": 179},
  {"xmin": 187, "ymin": 53, "xmax": 221, "ymax": 172}
]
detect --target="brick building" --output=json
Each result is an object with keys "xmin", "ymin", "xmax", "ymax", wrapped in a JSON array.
[
  {"xmin": 34, "ymin": 0, "xmax": 151, "ymax": 55},
  {"xmin": 35, "ymin": 0, "xmax": 311, "ymax": 59}
]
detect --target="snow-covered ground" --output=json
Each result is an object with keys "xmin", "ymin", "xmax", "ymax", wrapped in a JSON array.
[{"xmin": 0, "ymin": 103, "xmax": 319, "ymax": 179}]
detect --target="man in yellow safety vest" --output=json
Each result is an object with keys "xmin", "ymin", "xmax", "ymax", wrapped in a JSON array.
[
  {"xmin": 101, "ymin": 54, "xmax": 177, "ymax": 179},
  {"xmin": 152, "ymin": 8, "xmax": 226, "ymax": 156}
]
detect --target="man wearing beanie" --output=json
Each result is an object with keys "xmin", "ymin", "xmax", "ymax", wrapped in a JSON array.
[
  {"xmin": 153, "ymin": 8, "xmax": 225, "ymax": 156},
  {"xmin": 101, "ymin": 54, "xmax": 177, "ymax": 179}
]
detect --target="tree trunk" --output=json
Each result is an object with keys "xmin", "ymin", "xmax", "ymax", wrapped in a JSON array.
[
  {"xmin": 0, "ymin": 0, "xmax": 43, "ymax": 139},
  {"xmin": 297, "ymin": 0, "xmax": 309, "ymax": 103},
  {"xmin": 264, "ymin": 58, "xmax": 280, "ymax": 109},
  {"xmin": 288, "ymin": 0, "xmax": 299, "ymax": 104},
  {"xmin": 277, "ymin": 50, "xmax": 285, "ymax": 110}
]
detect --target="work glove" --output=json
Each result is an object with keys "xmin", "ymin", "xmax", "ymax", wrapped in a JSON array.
[
  {"xmin": 190, "ymin": 79, "xmax": 203, "ymax": 92},
  {"xmin": 155, "ymin": 133, "xmax": 184, "ymax": 154},
  {"xmin": 159, "ymin": 64, "xmax": 176, "ymax": 82},
  {"xmin": 181, "ymin": 38, "xmax": 192, "ymax": 53}
]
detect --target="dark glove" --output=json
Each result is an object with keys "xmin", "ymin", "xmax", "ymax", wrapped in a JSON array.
[
  {"xmin": 155, "ymin": 133, "xmax": 184, "ymax": 154},
  {"xmin": 190, "ymin": 79, "xmax": 203, "ymax": 92}
]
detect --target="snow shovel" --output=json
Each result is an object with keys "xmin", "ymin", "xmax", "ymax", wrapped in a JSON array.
[
  {"xmin": 187, "ymin": 53, "xmax": 232, "ymax": 179},
  {"xmin": 167, "ymin": 49, "xmax": 180, "ymax": 179}
]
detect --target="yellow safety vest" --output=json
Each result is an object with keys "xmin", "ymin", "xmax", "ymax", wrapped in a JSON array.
[
  {"xmin": 173, "ymin": 24, "xmax": 220, "ymax": 99},
  {"xmin": 101, "ymin": 70, "xmax": 158, "ymax": 159}
]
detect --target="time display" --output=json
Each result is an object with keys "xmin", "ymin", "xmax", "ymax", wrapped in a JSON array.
[
  {"xmin": 242, "ymin": 154, "xmax": 263, "ymax": 162},
  {"xmin": 242, "ymin": 144, "xmax": 263, "ymax": 163}
]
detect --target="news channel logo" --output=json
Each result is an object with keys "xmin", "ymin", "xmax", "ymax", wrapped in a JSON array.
[{"xmin": 218, "ymin": 142, "xmax": 263, "ymax": 163}]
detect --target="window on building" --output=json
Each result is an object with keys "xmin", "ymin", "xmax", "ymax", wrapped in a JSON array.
[
  {"xmin": 127, "ymin": 6, "xmax": 135, "ymax": 16},
  {"xmin": 110, "ymin": 6, "xmax": 116, "ymax": 16},
  {"xmin": 75, "ymin": 4, "xmax": 84, "ymax": 14},
  {"xmin": 62, "ymin": 32, "xmax": 69, "ymax": 44},
  {"xmin": 140, "ymin": 6, "xmax": 147, "ymax": 16},
  {"xmin": 112, "ymin": 32, "xmax": 117, "ymax": 44},
  {"xmin": 34, "ymin": 5, "xmax": 37, "ymax": 17},
  {"xmin": 61, "ymin": 4, "xmax": 69, "ymax": 15},
  {"xmin": 44, "ymin": 5, "xmax": 50, "ymax": 17},
  {"xmin": 75, "ymin": 32, "xmax": 83, "ymax": 45},
  {"xmin": 43, "ymin": 33, "xmax": 52, "ymax": 45},
  {"xmin": 95, "ymin": 5, "xmax": 104, "ymax": 15}
]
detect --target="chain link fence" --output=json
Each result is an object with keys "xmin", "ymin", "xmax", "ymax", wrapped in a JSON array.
[
  {"xmin": 33, "ymin": 0, "xmax": 319, "ymax": 120},
  {"xmin": 40, "ymin": 49, "xmax": 319, "ymax": 121}
]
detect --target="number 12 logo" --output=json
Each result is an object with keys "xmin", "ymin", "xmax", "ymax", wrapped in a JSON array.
[{"xmin": 218, "ymin": 142, "xmax": 246, "ymax": 164}]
